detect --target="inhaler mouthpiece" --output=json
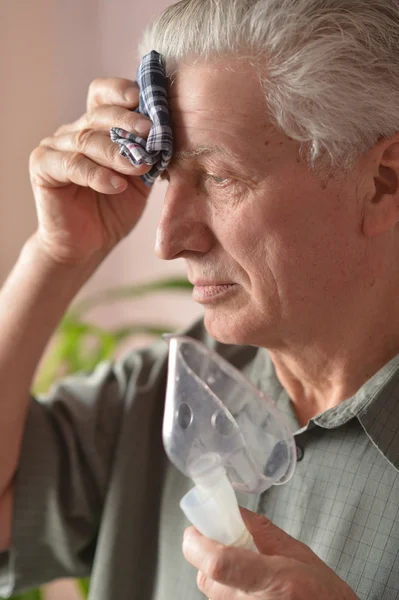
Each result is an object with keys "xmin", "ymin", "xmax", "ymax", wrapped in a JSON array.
[{"xmin": 180, "ymin": 464, "xmax": 257, "ymax": 550}]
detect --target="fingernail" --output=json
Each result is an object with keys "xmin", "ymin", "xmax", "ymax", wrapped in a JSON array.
[
  {"xmin": 135, "ymin": 118, "xmax": 152, "ymax": 136},
  {"xmin": 110, "ymin": 176, "xmax": 126, "ymax": 189},
  {"xmin": 124, "ymin": 85, "xmax": 138, "ymax": 103}
]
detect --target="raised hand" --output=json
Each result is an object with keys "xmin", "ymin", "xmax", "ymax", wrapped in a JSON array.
[{"xmin": 29, "ymin": 78, "xmax": 154, "ymax": 264}]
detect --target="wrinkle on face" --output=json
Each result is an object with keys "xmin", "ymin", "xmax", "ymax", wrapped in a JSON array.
[
  {"xmin": 159, "ymin": 56, "xmax": 363, "ymax": 348},
  {"xmin": 167, "ymin": 59, "xmax": 285, "ymax": 177}
]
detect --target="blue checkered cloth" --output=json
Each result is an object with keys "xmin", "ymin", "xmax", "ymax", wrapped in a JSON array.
[{"xmin": 110, "ymin": 51, "xmax": 173, "ymax": 186}]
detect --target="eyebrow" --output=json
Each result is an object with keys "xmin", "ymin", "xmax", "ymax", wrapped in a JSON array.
[
  {"xmin": 164, "ymin": 145, "xmax": 261, "ymax": 183},
  {"xmin": 160, "ymin": 146, "xmax": 261, "ymax": 184},
  {"xmin": 174, "ymin": 145, "xmax": 243, "ymax": 164}
]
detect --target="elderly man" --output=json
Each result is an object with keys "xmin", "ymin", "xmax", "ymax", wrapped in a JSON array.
[{"xmin": 0, "ymin": 0, "xmax": 398, "ymax": 598}]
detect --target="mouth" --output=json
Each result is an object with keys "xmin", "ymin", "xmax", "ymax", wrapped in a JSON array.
[{"xmin": 191, "ymin": 283, "xmax": 237, "ymax": 304}]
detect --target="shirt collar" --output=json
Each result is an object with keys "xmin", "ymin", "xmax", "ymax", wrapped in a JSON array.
[{"xmin": 253, "ymin": 349, "xmax": 399, "ymax": 472}]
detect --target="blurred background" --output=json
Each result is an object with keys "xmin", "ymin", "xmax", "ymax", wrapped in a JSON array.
[{"xmin": 0, "ymin": 0, "xmax": 202, "ymax": 598}]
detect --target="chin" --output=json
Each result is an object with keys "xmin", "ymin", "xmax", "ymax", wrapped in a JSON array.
[{"xmin": 203, "ymin": 308, "xmax": 265, "ymax": 347}]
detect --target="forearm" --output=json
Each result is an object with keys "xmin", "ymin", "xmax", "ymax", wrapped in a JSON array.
[{"xmin": 0, "ymin": 233, "xmax": 104, "ymax": 496}]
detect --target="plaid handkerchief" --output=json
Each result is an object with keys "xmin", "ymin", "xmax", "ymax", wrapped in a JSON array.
[{"xmin": 110, "ymin": 51, "xmax": 173, "ymax": 186}]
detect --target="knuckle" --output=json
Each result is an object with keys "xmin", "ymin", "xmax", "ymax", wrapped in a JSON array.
[
  {"xmin": 87, "ymin": 78, "xmax": 102, "ymax": 101},
  {"xmin": 119, "ymin": 110, "xmax": 137, "ymax": 132},
  {"xmin": 53, "ymin": 125, "xmax": 64, "ymax": 136},
  {"xmin": 84, "ymin": 109, "xmax": 96, "ymax": 129},
  {"xmin": 205, "ymin": 549, "xmax": 229, "ymax": 581},
  {"xmin": 38, "ymin": 136, "xmax": 51, "ymax": 148},
  {"xmin": 62, "ymin": 151, "xmax": 84, "ymax": 173},
  {"xmin": 253, "ymin": 513, "xmax": 271, "ymax": 527},
  {"xmin": 254, "ymin": 514, "xmax": 279, "ymax": 538},
  {"xmin": 110, "ymin": 78, "xmax": 138, "ymax": 100},
  {"xmin": 74, "ymin": 128, "xmax": 95, "ymax": 152},
  {"xmin": 103, "ymin": 140, "xmax": 120, "ymax": 164},
  {"xmin": 29, "ymin": 146, "xmax": 50, "ymax": 187},
  {"xmin": 196, "ymin": 570, "xmax": 208, "ymax": 593},
  {"xmin": 87, "ymin": 78, "xmax": 117, "ymax": 110},
  {"xmin": 53, "ymin": 123, "xmax": 69, "ymax": 136},
  {"xmin": 280, "ymin": 575, "xmax": 296, "ymax": 599},
  {"xmin": 89, "ymin": 77, "xmax": 102, "ymax": 90},
  {"xmin": 124, "ymin": 79, "xmax": 139, "ymax": 94},
  {"xmin": 29, "ymin": 145, "xmax": 44, "ymax": 166},
  {"xmin": 87, "ymin": 164, "xmax": 104, "ymax": 185}
]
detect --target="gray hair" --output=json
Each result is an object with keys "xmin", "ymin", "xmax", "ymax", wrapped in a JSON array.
[{"xmin": 139, "ymin": 0, "xmax": 399, "ymax": 173}]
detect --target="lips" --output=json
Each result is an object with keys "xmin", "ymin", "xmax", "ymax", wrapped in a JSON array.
[
  {"xmin": 190, "ymin": 280, "xmax": 232, "ymax": 287},
  {"xmin": 191, "ymin": 282, "xmax": 237, "ymax": 303}
]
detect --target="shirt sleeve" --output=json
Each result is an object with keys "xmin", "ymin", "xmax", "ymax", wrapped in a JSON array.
[{"xmin": 0, "ymin": 337, "xmax": 169, "ymax": 597}]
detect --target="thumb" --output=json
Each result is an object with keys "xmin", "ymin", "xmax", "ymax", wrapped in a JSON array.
[{"xmin": 240, "ymin": 507, "xmax": 319, "ymax": 565}]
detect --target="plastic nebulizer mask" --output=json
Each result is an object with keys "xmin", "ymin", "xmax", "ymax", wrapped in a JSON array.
[{"xmin": 162, "ymin": 335, "xmax": 296, "ymax": 551}]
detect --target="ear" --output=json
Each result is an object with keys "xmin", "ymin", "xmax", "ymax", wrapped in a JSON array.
[{"xmin": 362, "ymin": 137, "xmax": 399, "ymax": 238}]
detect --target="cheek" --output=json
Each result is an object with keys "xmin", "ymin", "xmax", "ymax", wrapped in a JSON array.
[
  {"xmin": 212, "ymin": 180, "xmax": 351, "ymax": 289},
  {"xmin": 215, "ymin": 198, "xmax": 320, "ymax": 302},
  {"xmin": 217, "ymin": 212, "xmax": 265, "ymax": 271},
  {"xmin": 216, "ymin": 199, "xmax": 289, "ymax": 273},
  {"xmin": 216, "ymin": 212, "xmax": 282, "ymax": 306}
]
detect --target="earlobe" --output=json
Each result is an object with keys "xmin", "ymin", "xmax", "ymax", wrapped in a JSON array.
[{"xmin": 362, "ymin": 152, "xmax": 399, "ymax": 238}]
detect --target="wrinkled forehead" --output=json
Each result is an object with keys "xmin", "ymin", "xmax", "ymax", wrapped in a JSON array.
[
  {"xmin": 166, "ymin": 59, "xmax": 266, "ymax": 141},
  {"xmin": 164, "ymin": 56, "xmax": 299, "ymax": 172},
  {"xmin": 165, "ymin": 53, "xmax": 264, "ymax": 104}
]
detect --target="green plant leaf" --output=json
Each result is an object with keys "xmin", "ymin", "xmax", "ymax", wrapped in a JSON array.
[
  {"xmin": 34, "ymin": 321, "xmax": 178, "ymax": 395},
  {"xmin": 72, "ymin": 277, "xmax": 192, "ymax": 315},
  {"xmin": 77, "ymin": 578, "xmax": 90, "ymax": 596},
  {"xmin": 9, "ymin": 589, "xmax": 43, "ymax": 600}
]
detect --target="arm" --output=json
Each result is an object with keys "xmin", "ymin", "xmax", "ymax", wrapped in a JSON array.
[
  {"xmin": 0, "ymin": 76, "xmax": 153, "ymax": 548},
  {"xmin": 0, "ymin": 236, "xmax": 103, "ymax": 549}
]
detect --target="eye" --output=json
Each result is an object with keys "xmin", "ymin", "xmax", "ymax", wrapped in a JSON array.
[
  {"xmin": 204, "ymin": 173, "xmax": 244, "ymax": 199},
  {"xmin": 209, "ymin": 175, "xmax": 231, "ymax": 185}
]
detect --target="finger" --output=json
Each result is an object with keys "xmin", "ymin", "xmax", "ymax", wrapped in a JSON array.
[
  {"xmin": 30, "ymin": 145, "xmax": 128, "ymax": 194},
  {"xmin": 240, "ymin": 509, "xmax": 290, "ymax": 555},
  {"xmin": 39, "ymin": 130, "xmax": 152, "ymax": 177},
  {"xmin": 183, "ymin": 527, "xmax": 282, "ymax": 593},
  {"xmin": 55, "ymin": 105, "xmax": 153, "ymax": 139},
  {"xmin": 86, "ymin": 77, "xmax": 139, "ymax": 111},
  {"xmin": 197, "ymin": 571, "xmax": 242, "ymax": 600},
  {"xmin": 240, "ymin": 508, "xmax": 319, "ymax": 565}
]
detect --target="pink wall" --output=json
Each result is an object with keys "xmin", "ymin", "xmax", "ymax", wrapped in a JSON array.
[
  {"xmin": 0, "ymin": 0, "xmax": 202, "ymax": 331},
  {"xmin": 0, "ymin": 1, "xmax": 202, "ymax": 597}
]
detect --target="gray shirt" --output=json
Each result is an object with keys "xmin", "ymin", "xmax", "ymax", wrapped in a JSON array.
[{"xmin": 0, "ymin": 319, "xmax": 398, "ymax": 600}]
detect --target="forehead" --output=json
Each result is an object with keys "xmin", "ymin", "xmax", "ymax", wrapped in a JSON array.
[
  {"xmin": 168, "ymin": 56, "xmax": 264, "ymax": 111},
  {"xmin": 166, "ymin": 57, "xmax": 278, "ymax": 164}
]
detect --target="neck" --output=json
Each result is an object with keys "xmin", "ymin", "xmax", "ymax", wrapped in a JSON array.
[{"xmin": 267, "ymin": 287, "xmax": 399, "ymax": 427}]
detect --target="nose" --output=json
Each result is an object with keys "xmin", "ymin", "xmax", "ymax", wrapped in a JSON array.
[{"xmin": 155, "ymin": 181, "xmax": 214, "ymax": 260}]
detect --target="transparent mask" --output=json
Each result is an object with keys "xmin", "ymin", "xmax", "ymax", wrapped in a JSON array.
[{"xmin": 162, "ymin": 334, "xmax": 296, "ymax": 548}]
